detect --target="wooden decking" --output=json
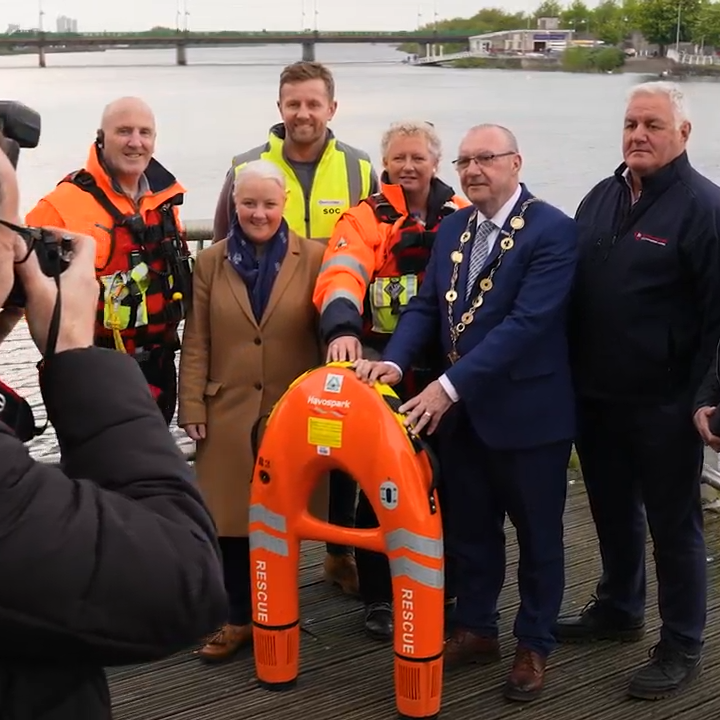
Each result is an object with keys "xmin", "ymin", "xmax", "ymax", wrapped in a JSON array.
[
  {"xmin": 105, "ymin": 477, "xmax": 720, "ymax": 720},
  {"xmin": 5, "ymin": 325, "xmax": 720, "ymax": 719}
]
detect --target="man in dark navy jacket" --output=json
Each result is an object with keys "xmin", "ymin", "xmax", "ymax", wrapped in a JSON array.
[
  {"xmin": 355, "ymin": 124, "xmax": 578, "ymax": 702},
  {"xmin": 556, "ymin": 81, "xmax": 720, "ymax": 701}
]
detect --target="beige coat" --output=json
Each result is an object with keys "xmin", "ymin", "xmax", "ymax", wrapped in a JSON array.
[{"xmin": 178, "ymin": 232, "xmax": 327, "ymax": 536}]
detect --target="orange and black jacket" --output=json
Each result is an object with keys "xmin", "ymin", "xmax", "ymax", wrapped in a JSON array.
[
  {"xmin": 313, "ymin": 174, "xmax": 468, "ymax": 349},
  {"xmin": 25, "ymin": 144, "xmax": 191, "ymax": 355}
]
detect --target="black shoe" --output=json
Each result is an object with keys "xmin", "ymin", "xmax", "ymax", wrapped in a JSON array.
[
  {"xmin": 554, "ymin": 596, "xmax": 645, "ymax": 644},
  {"xmin": 364, "ymin": 601, "xmax": 392, "ymax": 642},
  {"xmin": 628, "ymin": 642, "xmax": 702, "ymax": 700}
]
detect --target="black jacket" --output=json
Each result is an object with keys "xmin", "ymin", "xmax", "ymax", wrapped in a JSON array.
[
  {"xmin": 0, "ymin": 347, "xmax": 227, "ymax": 718},
  {"xmin": 696, "ymin": 347, "xmax": 720, "ymax": 410},
  {"xmin": 570, "ymin": 152, "xmax": 720, "ymax": 405}
]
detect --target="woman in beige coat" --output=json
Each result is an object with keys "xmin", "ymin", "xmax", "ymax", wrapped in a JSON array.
[{"xmin": 178, "ymin": 159, "xmax": 325, "ymax": 663}]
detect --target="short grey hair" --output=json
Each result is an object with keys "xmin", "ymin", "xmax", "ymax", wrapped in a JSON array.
[
  {"xmin": 380, "ymin": 120, "xmax": 442, "ymax": 161},
  {"xmin": 233, "ymin": 159, "xmax": 286, "ymax": 195},
  {"xmin": 626, "ymin": 81, "xmax": 689, "ymax": 127},
  {"xmin": 464, "ymin": 124, "xmax": 519, "ymax": 153}
]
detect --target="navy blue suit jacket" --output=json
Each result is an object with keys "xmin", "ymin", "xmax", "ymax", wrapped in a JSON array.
[{"xmin": 382, "ymin": 185, "xmax": 578, "ymax": 450}]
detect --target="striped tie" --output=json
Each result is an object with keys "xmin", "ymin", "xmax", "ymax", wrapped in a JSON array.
[{"xmin": 465, "ymin": 219, "xmax": 495, "ymax": 299}]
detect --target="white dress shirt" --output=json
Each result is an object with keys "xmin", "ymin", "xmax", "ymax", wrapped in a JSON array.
[{"xmin": 386, "ymin": 183, "xmax": 523, "ymax": 403}]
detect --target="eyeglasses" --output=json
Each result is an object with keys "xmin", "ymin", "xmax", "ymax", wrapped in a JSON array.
[{"xmin": 452, "ymin": 151, "xmax": 516, "ymax": 170}]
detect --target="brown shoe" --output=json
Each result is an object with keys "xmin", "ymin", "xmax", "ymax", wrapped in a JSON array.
[
  {"xmin": 196, "ymin": 623, "xmax": 252, "ymax": 664},
  {"xmin": 323, "ymin": 553, "xmax": 359, "ymax": 596},
  {"xmin": 504, "ymin": 646, "xmax": 547, "ymax": 702},
  {"xmin": 443, "ymin": 628, "xmax": 501, "ymax": 670}
]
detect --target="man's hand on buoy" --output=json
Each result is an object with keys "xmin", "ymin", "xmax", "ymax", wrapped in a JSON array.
[{"xmin": 399, "ymin": 381, "xmax": 453, "ymax": 435}]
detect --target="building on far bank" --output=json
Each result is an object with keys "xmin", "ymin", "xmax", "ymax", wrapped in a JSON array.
[
  {"xmin": 56, "ymin": 16, "xmax": 78, "ymax": 33},
  {"xmin": 469, "ymin": 17, "xmax": 574, "ymax": 55}
]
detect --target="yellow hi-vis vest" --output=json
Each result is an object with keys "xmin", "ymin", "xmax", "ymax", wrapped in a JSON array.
[{"xmin": 231, "ymin": 129, "xmax": 375, "ymax": 243}]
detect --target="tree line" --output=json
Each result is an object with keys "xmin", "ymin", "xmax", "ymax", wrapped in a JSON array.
[{"xmin": 416, "ymin": 1, "xmax": 720, "ymax": 53}]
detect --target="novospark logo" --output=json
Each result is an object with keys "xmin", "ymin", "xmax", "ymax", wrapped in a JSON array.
[{"xmin": 307, "ymin": 395, "xmax": 351, "ymax": 409}]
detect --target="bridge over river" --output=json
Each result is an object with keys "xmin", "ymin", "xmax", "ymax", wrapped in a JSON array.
[{"xmin": 0, "ymin": 30, "xmax": 471, "ymax": 66}]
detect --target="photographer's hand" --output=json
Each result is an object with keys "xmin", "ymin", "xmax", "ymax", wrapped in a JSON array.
[
  {"xmin": 0, "ymin": 306, "xmax": 23, "ymax": 343},
  {"xmin": 15, "ymin": 228, "xmax": 98, "ymax": 355},
  {"xmin": 0, "ymin": 146, "xmax": 21, "ymax": 305}
]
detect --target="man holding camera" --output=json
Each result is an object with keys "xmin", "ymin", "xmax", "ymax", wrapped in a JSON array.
[
  {"xmin": 0, "ymin": 113, "xmax": 226, "ymax": 716},
  {"xmin": 24, "ymin": 96, "xmax": 192, "ymax": 425}
]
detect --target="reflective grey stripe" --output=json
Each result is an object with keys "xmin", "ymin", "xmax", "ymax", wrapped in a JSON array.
[
  {"xmin": 385, "ymin": 529, "xmax": 443, "ymax": 559},
  {"xmin": 336, "ymin": 140, "xmax": 373, "ymax": 205},
  {"xmin": 389, "ymin": 556, "xmax": 444, "ymax": 589},
  {"xmin": 346, "ymin": 157, "xmax": 362, "ymax": 206},
  {"xmin": 231, "ymin": 144, "xmax": 266, "ymax": 170},
  {"xmin": 321, "ymin": 288, "xmax": 362, "ymax": 313},
  {"xmin": 249, "ymin": 503, "xmax": 287, "ymax": 533},
  {"xmin": 249, "ymin": 529, "xmax": 289, "ymax": 557},
  {"xmin": 319, "ymin": 255, "xmax": 370, "ymax": 286}
]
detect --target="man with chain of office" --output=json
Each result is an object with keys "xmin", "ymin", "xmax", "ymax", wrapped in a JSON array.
[{"xmin": 354, "ymin": 124, "xmax": 578, "ymax": 702}]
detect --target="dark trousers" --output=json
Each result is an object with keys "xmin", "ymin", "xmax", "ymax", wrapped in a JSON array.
[
  {"xmin": 440, "ymin": 407, "xmax": 570, "ymax": 657},
  {"xmin": 218, "ymin": 536, "xmax": 252, "ymax": 626},
  {"xmin": 326, "ymin": 469, "xmax": 358, "ymax": 555},
  {"xmin": 137, "ymin": 347, "xmax": 178, "ymax": 426},
  {"xmin": 355, "ymin": 446, "xmax": 457, "ymax": 606},
  {"xmin": 575, "ymin": 397, "xmax": 707, "ymax": 650}
]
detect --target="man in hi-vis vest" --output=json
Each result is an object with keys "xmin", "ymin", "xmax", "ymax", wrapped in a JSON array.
[{"xmin": 211, "ymin": 62, "xmax": 379, "ymax": 655}]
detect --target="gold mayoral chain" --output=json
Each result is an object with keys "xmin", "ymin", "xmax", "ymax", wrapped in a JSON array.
[{"xmin": 445, "ymin": 197, "xmax": 542, "ymax": 364}]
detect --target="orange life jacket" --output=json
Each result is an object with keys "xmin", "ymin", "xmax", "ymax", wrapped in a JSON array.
[
  {"xmin": 360, "ymin": 179, "xmax": 465, "ymax": 339},
  {"xmin": 58, "ymin": 168, "xmax": 193, "ymax": 356}
]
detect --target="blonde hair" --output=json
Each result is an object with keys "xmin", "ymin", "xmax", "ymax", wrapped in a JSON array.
[{"xmin": 381, "ymin": 120, "xmax": 442, "ymax": 162}]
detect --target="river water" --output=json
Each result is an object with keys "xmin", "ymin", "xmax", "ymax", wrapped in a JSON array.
[{"xmin": 1, "ymin": 43, "xmax": 719, "ymax": 458}]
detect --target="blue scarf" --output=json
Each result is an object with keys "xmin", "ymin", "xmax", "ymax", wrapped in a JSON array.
[{"xmin": 227, "ymin": 214, "xmax": 289, "ymax": 321}]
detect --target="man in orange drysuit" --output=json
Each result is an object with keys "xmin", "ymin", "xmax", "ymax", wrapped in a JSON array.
[
  {"xmin": 25, "ymin": 96, "xmax": 193, "ymax": 425},
  {"xmin": 313, "ymin": 120, "xmax": 467, "ymax": 640}
]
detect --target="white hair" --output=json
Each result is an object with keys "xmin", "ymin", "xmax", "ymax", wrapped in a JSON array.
[
  {"xmin": 381, "ymin": 120, "xmax": 442, "ymax": 161},
  {"xmin": 233, "ymin": 159, "xmax": 286, "ymax": 194},
  {"xmin": 626, "ymin": 81, "xmax": 689, "ymax": 127},
  {"xmin": 464, "ymin": 124, "xmax": 519, "ymax": 153}
]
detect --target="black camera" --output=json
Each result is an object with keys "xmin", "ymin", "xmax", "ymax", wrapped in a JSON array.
[
  {"xmin": 0, "ymin": 101, "xmax": 73, "ymax": 309},
  {"xmin": 0, "ymin": 100, "xmax": 41, "ymax": 169},
  {"xmin": 3, "ymin": 228, "xmax": 73, "ymax": 308}
]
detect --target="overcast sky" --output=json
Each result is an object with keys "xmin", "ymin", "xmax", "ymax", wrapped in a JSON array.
[{"xmin": 5, "ymin": 0, "xmax": 596, "ymax": 33}]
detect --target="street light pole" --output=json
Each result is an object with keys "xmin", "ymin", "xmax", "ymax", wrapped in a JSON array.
[
  {"xmin": 38, "ymin": 0, "xmax": 44, "ymax": 32},
  {"xmin": 313, "ymin": 0, "xmax": 319, "ymax": 32},
  {"xmin": 675, "ymin": 0, "xmax": 682, "ymax": 53}
]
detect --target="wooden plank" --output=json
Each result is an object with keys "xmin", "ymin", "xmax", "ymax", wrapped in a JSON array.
[{"xmin": 105, "ymin": 479, "xmax": 720, "ymax": 720}]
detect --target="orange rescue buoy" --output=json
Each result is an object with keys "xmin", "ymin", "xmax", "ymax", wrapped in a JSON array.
[{"xmin": 249, "ymin": 362, "xmax": 445, "ymax": 719}]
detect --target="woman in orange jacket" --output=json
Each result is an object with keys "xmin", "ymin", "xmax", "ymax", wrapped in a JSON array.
[{"xmin": 312, "ymin": 120, "xmax": 468, "ymax": 640}]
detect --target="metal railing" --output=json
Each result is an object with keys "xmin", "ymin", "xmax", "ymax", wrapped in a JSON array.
[
  {"xmin": 667, "ymin": 48, "xmax": 720, "ymax": 66},
  {"xmin": 183, "ymin": 219, "xmax": 213, "ymax": 252}
]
